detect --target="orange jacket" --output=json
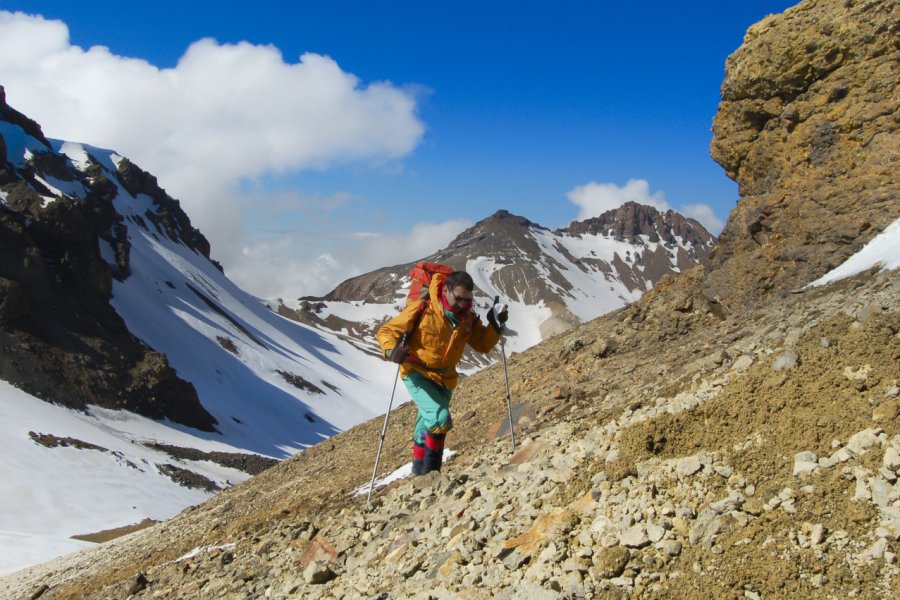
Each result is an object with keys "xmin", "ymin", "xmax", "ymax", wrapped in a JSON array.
[{"xmin": 376, "ymin": 273, "xmax": 501, "ymax": 390}]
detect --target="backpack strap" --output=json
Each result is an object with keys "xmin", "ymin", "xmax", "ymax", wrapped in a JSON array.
[{"xmin": 409, "ymin": 293, "xmax": 430, "ymax": 335}]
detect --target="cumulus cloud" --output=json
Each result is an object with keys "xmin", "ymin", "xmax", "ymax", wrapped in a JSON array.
[
  {"xmin": 680, "ymin": 203, "xmax": 725, "ymax": 235},
  {"xmin": 230, "ymin": 219, "xmax": 472, "ymax": 299},
  {"xmin": 566, "ymin": 178, "xmax": 724, "ymax": 235},
  {"xmin": 566, "ymin": 179, "xmax": 670, "ymax": 220},
  {"xmin": 0, "ymin": 11, "xmax": 427, "ymax": 295}
]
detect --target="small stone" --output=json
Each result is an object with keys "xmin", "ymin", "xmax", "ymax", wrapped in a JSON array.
[
  {"xmin": 689, "ymin": 508, "xmax": 729, "ymax": 547},
  {"xmin": 772, "ymin": 350, "xmax": 799, "ymax": 370},
  {"xmin": 591, "ymin": 546, "xmax": 629, "ymax": 579},
  {"xmin": 657, "ymin": 540, "xmax": 682, "ymax": 557},
  {"xmin": 873, "ymin": 400, "xmax": 899, "ymax": 422},
  {"xmin": 590, "ymin": 515, "xmax": 614, "ymax": 535},
  {"xmin": 713, "ymin": 464, "xmax": 734, "ymax": 478},
  {"xmin": 600, "ymin": 535, "xmax": 620, "ymax": 548},
  {"xmin": 847, "ymin": 428, "xmax": 883, "ymax": 456},
  {"xmin": 859, "ymin": 538, "xmax": 889, "ymax": 562},
  {"xmin": 710, "ymin": 492, "xmax": 745, "ymax": 514},
  {"xmin": 860, "ymin": 303, "xmax": 883, "ymax": 321},
  {"xmin": 609, "ymin": 576, "xmax": 634, "ymax": 588},
  {"xmin": 676, "ymin": 456, "xmax": 702, "ymax": 477},
  {"xmin": 732, "ymin": 355, "xmax": 755, "ymax": 372},
  {"xmin": 619, "ymin": 524, "xmax": 650, "ymax": 548},
  {"xmin": 870, "ymin": 478, "xmax": 893, "ymax": 508},
  {"xmin": 502, "ymin": 549, "xmax": 529, "ymax": 570},
  {"xmin": 823, "ymin": 446, "xmax": 854, "ymax": 467},
  {"xmin": 646, "ymin": 523, "xmax": 666, "ymax": 544},
  {"xmin": 809, "ymin": 524, "xmax": 826, "ymax": 546},
  {"xmin": 793, "ymin": 451, "xmax": 819, "ymax": 476},
  {"xmin": 884, "ymin": 446, "xmax": 900, "ymax": 472},
  {"xmin": 844, "ymin": 365, "xmax": 872, "ymax": 382}
]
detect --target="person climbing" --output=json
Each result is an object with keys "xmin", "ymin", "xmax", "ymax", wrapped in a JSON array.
[{"xmin": 377, "ymin": 270, "xmax": 508, "ymax": 475}]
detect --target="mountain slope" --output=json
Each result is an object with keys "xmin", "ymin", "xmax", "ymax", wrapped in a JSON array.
[{"xmin": 4, "ymin": 216, "xmax": 895, "ymax": 600}]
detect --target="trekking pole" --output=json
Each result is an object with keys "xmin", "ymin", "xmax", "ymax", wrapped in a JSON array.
[
  {"xmin": 499, "ymin": 337, "xmax": 516, "ymax": 452},
  {"xmin": 366, "ymin": 363, "xmax": 402, "ymax": 511}
]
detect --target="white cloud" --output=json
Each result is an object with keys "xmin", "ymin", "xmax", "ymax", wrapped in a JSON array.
[
  {"xmin": 566, "ymin": 178, "xmax": 724, "ymax": 235},
  {"xmin": 0, "ymin": 11, "xmax": 426, "ymax": 296},
  {"xmin": 680, "ymin": 203, "xmax": 725, "ymax": 235},
  {"xmin": 230, "ymin": 219, "xmax": 472, "ymax": 299},
  {"xmin": 566, "ymin": 179, "xmax": 670, "ymax": 220}
]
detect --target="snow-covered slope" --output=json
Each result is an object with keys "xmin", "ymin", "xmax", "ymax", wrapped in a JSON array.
[{"xmin": 1, "ymin": 108, "xmax": 400, "ymax": 574}]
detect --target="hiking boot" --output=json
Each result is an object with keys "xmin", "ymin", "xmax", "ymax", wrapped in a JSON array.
[
  {"xmin": 412, "ymin": 441, "xmax": 425, "ymax": 476},
  {"xmin": 424, "ymin": 432, "xmax": 445, "ymax": 473}
]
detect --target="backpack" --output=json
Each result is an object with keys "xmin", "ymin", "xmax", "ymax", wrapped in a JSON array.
[
  {"xmin": 406, "ymin": 261, "xmax": 453, "ymax": 306},
  {"xmin": 403, "ymin": 261, "xmax": 453, "ymax": 337}
]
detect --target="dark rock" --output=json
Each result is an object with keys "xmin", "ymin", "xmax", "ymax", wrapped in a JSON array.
[{"xmin": 126, "ymin": 572, "xmax": 149, "ymax": 596}]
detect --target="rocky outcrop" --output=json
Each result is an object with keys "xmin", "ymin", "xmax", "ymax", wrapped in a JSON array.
[
  {"xmin": 0, "ymin": 86, "xmax": 217, "ymax": 431},
  {"xmin": 705, "ymin": 0, "xmax": 899, "ymax": 309}
]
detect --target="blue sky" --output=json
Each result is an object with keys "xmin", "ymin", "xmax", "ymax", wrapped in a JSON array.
[{"xmin": 0, "ymin": 1, "xmax": 797, "ymax": 297}]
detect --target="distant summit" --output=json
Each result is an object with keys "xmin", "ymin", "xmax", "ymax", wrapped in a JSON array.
[{"xmin": 565, "ymin": 201, "xmax": 713, "ymax": 256}]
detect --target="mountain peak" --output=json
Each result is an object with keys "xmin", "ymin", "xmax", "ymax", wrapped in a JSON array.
[
  {"xmin": 0, "ymin": 85, "xmax": 51, "ymax": 151},
  {"xmin": 564, "ymin": 201, "xmax": 713, "ymax": 248}
]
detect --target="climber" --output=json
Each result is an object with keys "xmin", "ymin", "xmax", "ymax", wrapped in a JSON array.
[{"xmin": 376, "ymin": 270, "xmax": 508, "ymax": 475}]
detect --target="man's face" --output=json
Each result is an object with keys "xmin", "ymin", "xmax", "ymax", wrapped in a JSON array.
[{"xmin": 445, "ymin": 285, "xmax": 473, "ymax": 310}]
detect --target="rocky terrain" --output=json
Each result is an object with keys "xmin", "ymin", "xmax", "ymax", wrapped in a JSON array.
[
  {"xmin": 0, "ymin": 0, "xmax": 897, "ymax": 598},
  {"xmin": 3, "ymin": 260, "xmax": 895, "ymax": 600}
]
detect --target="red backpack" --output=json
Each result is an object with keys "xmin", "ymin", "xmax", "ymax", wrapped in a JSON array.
[
  {"xmin": 406, "ymin": 262, "xmax": 453, "ymax": 306},
  {"xmin": 403, "ymin": 261, "xmax": 453, "ymax": 334}
]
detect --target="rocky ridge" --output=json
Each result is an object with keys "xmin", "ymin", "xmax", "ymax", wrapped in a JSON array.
[{"xmin": 320, "ymin": 207, "xmax": 712, "ymax": 306}]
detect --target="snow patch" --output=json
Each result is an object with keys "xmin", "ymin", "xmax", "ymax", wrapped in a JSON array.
[
  {"xmin": 807, "ymin": 218, "xmax": 900, "ymax": 287},
  {"xmin": 0, "ymin": 121, "xmax": 48, "ymax": 167}
]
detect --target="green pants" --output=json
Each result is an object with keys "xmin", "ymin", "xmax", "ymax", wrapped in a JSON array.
[{"xmin": 403, "ymin": 371, "xmax": 453, "ymax": 444}]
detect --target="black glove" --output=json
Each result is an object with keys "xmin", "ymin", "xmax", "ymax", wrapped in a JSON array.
[
  {"xmin": 389, "ymin": 333, "xmax": 410, "ymax": 364},
  {"xmin": 486, "ymin": 296, "xmax": 509, "ymax": 333}
]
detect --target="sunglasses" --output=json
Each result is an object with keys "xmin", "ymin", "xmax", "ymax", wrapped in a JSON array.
[{"xmin": 447, "ymin": 288, "xmax": 473, "ymax": 307}]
